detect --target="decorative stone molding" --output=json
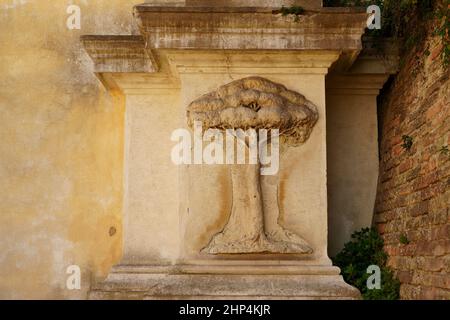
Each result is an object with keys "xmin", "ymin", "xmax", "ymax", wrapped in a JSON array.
[
  {"xmin": 90, "ymin": 269, "xmax": 360, "ymax": 300},
  {"xmin": 327, "ymin": 37, "xmax": 399, "ymax": 95},
  {"xmin": 165, "ymin": 50, "xmax": 341, "ymax": 75},
  {"xmin": 326, "ymin": 74, "xmax": 390, "ymax": 96},
  {"xmin": 350, "ymin": 36, "xmax": 400, "ymax": 75},
  {"xmin": 134, "ymin": 5, "xmax": 368, "ymax": 51},
  {"xmin": 184, "ymin": 0, "xmax": 323, "ymax": 9},
  {"xmin": 81, "ymin": 35, "xmax": 157, "ymax": 73}
]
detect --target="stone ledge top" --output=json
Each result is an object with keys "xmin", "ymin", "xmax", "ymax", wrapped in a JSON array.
[
  {"xmin": 135, "ymin": 4, "xmax": 366, "ymax": 13},
  {"xmin": 143, "ymin": 0, "xmax": 323, "ymax": 9},
  {"xmin": 81, "ymin": 35, "xmax": 157, "ymax": 73},
  {"xmin": 133, "ymin": 6, "xmax": 369, "ymax": 51},
  {"xmin": 81, "ymin": 35, "xmax": 144, "ymax": 41},
  {"xmin": 185, "ymin": 0, "xmax": 322, "ymax": 8}
]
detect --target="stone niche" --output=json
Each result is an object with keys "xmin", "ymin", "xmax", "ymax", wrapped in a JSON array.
[{"xmin": 82, "ymin": 1, "xmax": 397, "ymax": 299}]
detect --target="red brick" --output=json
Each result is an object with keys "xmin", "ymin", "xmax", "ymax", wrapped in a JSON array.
[
  {"xmin": 430, "ymin": 225, "xmax": 450, "ymax": 240},
  {"xmin": 399, "ymin": 159, "xmax": 413, "ymax": 174},
  {"xmin": 397, "ymin": 271, "xmax": 413, "ymax": 284},
  {"xmin": 399, "ymin": 243, "xmax": 417, "ymax": 256},
  {"xmin": 393, "ymin": 144, "xmax": 404, "ymax": 156},
  {"xmin": 430, "ymin": 274, "xmax": 450, "ymax": 289},
  {"xmin": 418, "ymin": 257, "xmax": 445, "ymax": 272},
  {"xmin": 416, "ymin": 240, "xmax": 450, "ymax": 257},
  {"xmin": 400, "ymin": 284, "xmax": 421, "ymax": 299},
  {"xmin": 434, "ymin": 288, "xmax": 450, "ymax": 300},
  {"xmin": 414, "ymin": 172, "xmax": 439, "ymax": 191},
  {"xmin": 410, "ymin": 201, "xmax": 429, "ymax": 217},
  {"xmin": 430, "ymin": 43, "xmax": 444, "ymax": 61},
  {"xmin": 377, "ymin": 223, "xmax": 387, "ymax": 235},
  {"xmin": 418, "ymin": 286, "xmax": 437, "ymax": 299},
  {"xmin": 416, "ymin": 241, "xmax": 434, "ymax": 256}
]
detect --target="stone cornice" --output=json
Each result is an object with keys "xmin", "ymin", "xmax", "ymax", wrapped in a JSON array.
[
  {"xmin": 326, "ymin": 74, "xmax": 390, "ymax": 95},
  {"xmin": 164, "ymin": 50, "xmax": 341, "ymax": 76},
  {"xmin": 349, "ymin": 36, "xmax": 400, "ymax": 75},
  {"xmin": 80, "ymin": 5, "xmax": 400, "ymax": 95},
  {"xmin": 81, "ymin": 35, "xmax": 158, "ymax": 73},
  {"xmin": 184, "ymin": 0, "xmax": 322, "ymax": 9},
  {"xmin": 133, "ymin": 6, "xmax": 368, "ymax": 51}
]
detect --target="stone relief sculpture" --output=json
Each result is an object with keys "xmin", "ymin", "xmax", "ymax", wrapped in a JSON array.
[{"xmin": 187, "ymin": 77, "xmax": 318, "ymax": 254}]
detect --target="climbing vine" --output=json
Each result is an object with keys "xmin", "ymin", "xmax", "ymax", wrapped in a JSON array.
[
  {"xmin": 273, "ymin": 5, "xmax": 305, "ymax": 21},
  {"xmin": 324, "ymin": 0, "xmax": 450, "ymax": 66},
  {"xmin": 434, "ymin": 1, "xmax": 450, "ymax": 65}
]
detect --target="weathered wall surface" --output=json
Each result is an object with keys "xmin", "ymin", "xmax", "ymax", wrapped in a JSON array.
[
  {"xmin": 0, "ymin": 0, "xmax": 145, "ymax": 299},
  {"xmin": 374, "ymin": 28, "xmax": 450, "ymax": 299},
  {"xmin": 327, "ymin": 91, "xmax": 379, "ymax": 257}
]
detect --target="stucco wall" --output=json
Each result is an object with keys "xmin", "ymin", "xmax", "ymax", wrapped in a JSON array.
[
  {"xmin": 327, "ymin": 91, "xmax": 379, "ymax": 257},
  {"xmin": 0, "ymin": 0, "xmax": 147, "ymax": 299}
]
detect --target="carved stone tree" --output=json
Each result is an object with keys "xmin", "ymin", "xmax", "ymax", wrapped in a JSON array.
[{"xmin": 187, "ymin": 77, "xmax": 319, "ymax": 254}]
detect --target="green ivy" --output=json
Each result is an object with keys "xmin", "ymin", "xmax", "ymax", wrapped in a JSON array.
[
  {"xmin": 402, "ymin": 135, "xmax": 414, "ymax": 151},
  {"xmin": 276, "ymin": 5, "xmax": 305, "ymax": 22},
  {"xmin": 399, "ymin": 233, "xmax": 410, "ymax": 245},
  {"xmin": 280, "ymin": 5, "xmax": 305, "ymax": 16},
  {"xmin": 324, "ymin": 0, "xmax": 450, "ymax": 66},
  {"xmin": 332, "ymin": 228, "xmax": 400, "ymax": 300},
  {"xmin": 434, "ymin": 1, "xmax": 450, "ymax": 65}
]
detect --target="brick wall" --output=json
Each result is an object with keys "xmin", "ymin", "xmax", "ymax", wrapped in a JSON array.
[{"xmin": 374, "ymin": 26, "xmax": 450, "ymax": 299}]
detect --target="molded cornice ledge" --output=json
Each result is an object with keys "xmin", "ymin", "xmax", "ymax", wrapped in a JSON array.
[
  {"xmin": 80, "ymin": 5, "xmax": 376, "ymax": 92},
  {"xmin": 81, "ymin": 6, "xmax": 369, "ymax": 77},
  {"xmin": 81, "ymin": 35, "xmax": 158, "ymax": 73},
  {"xmin": 133, "ymin": 5, "xmax": 368, "ymax": 51},
  {"xmin": 327, "ymin": 36, "xmax": 400, "ymax": 95}
]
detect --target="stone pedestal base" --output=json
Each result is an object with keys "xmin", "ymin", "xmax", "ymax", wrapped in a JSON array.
[{"xmin": 89, "ymin": 264, "xmax": 360, "ymax": 300}]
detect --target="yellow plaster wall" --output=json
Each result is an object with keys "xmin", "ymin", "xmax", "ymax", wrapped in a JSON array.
[{"xmin": 0, "ymin": 0, "xmax": 145, "ymax": 299}]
